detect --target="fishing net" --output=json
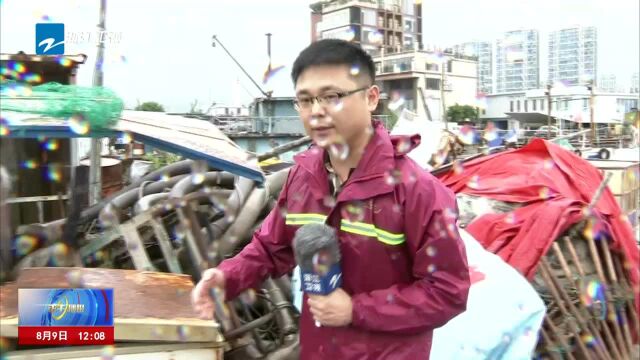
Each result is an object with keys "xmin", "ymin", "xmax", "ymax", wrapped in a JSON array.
[{"xmin": 0, "ymin": 81, "xmax": 123, "ymax": 129}]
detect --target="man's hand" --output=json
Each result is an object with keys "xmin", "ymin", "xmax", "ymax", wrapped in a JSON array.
[
  {"xmin": 307, "ymin": 288, "xmax": 353, "ymax": 327},
  {"xmin": 191, "ymin": 268, "xmax": 226, "ymax": 320}
]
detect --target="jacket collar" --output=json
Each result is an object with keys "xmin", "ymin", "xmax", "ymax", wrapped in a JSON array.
[{"xmin": 294, "ymin": 120, "xmax": 403, "ymax": 202}]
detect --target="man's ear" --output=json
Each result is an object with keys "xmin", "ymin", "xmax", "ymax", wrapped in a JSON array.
[{"xmin": 366, "ymin": 85, "xmax": 380, "ymax": 112}]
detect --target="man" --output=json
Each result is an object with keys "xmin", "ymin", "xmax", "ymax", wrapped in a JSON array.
[{"xmin": 192, "ymin": 39, "xmax": 470, "ymax": 359}]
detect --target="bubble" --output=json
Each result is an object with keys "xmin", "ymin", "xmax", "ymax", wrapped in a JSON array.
[
  {"xmin": 538, "ymin": 187, "xmax": 551, "ymax": 200},
  {"xmin": 278, "ymin": 205, "xmax": 289, "ymax": 217},
  {"xmin": 24, "ymin": 73, "xmax": 42, "ymax": 83},
  {"xmin": 331, "ymin": 99, "xmax": 345, "ymax": 112},
  {"xmin": 504, "ymin": 213, "xmax": 516, "ymax": 224},
  {"xmin": 58, "ymin": 57, "xmax": 72, "ymax": 67},
  {"xmin": 581, "ymin": 280, "xmax": 604, "ymax": 307},
  {"xmin": 46, "ymin": 164, "xmax": 62, "ymax": 182},
  {"xmin": 406, "ymin": 171, "xmax": 417, "ymax": 184},
  {"xmin": 581, "ymin": 334, "xmax": 597, "ymax": 348},
  {"xmin": 13, "ymin": 62, "xmax": 26, "ymax": 74},
  {"xmin": 21, "ymin": 160, "xmax": 39, "ymax": 169},
  {"xmin": 392, "ymin": 204, "xmax": 402, "ymax": 213},
  {"xmin": 97, "ymin": 205, "xmax": 120, "ymax": 230},
  {"xmin": 43, "ymin": 139, "xmax": 59, "ymax": 151},
  {"xmin": 433, "ymin": 150, "xmax": 448, "ymax": 165},
  {"xmin": 160, "ymin": 172, "xmax": 170, "ymax": 182},
  {"xmin": 2, "ymin": 83, "xmax": 32, "ymax": 97},
  {"xmin": 368, "ymin": 30, "xmax": 384, "ymax": 45},
  {"xmin": 68, "ymin": 114, "xmax": 90, "ymax": 135},
  {"xmin": 502, "ymin": 334, "xmax": 512, "ymax": 344},
  {"xmin": 151, "ymin": 327, "xmax": 164, "ymax": 338},
  {"xmin": 542, "ymin": 158, "xmax": 555, "ymax": 170},
  {"xmin": 426, "ymin": 246, "xmax": 437, "ymax": 257},
  {"xmin": 386, "ymin": 294, "xmax": 394, "ymax": 304},
  {"xmin": 349, "ymin": 65, "xmax": 360, "ymax": 76},
  {"xmin": 392, "ymin": 137, "xmax": 412, "ymax": 155},
  {"xmin": 14, "ymin": 234, "xmax": 40, "ymax": 256},
  {"xmin": 384, "ymin": 169, "xmax": 403, "ymax": 185},
  {"xmin": 238, "ymin": 289, "xmax": 257, "ymax": 306},
  {"xmin": 328, "ymin": 141, "xmax": 350, "ymax": 161},
  {"xmin": 323, "ymin": 195, "xmax": 336, "ymax": 208},
  {"xmin": 483, "ymin": 124, "xmax": 498, "ymax": 142},
  {"xmin": 0, "ymin": 336, "xmax": 9, "ymax": 353},
  {"xmin": 467, "ymin": 175, "xmax": 480, "ymax": 189},
  {"xmin": 190, "ymin": 160, "xmax": 207, "ymax": 185},
  {"xmin": 341, "ymin": 201, "xmax": 365, "ymax": 222},
  {"xmin": 312, "ymin": 250, "xmax": 334, "ymax": 275},
  {"xmin": 452, "ymin": 160, "xmax": 464, "ymax": 175},
  {"xmin": 66, "ymin": 269, "xmax": 85, "ymax": 287},
  {"xmin": 0, "ymin": 117, "xmax": 10, "ymax": 136},
  {"xmin": 50, "ymin": 242, "xmax": 69, "ymax": 265},
  {"xmin": 119, "ymin": 132, "xmax": 133, "ymax": 144},
  {"xmin": 101, "ymin": 345, "xmax": 115, "ymax": 360},
  {"xmin": 344, "ymin": 27, "xmax": 356, "ymax": 41},
  {"xmin": 225, "ymin": 213, "xmax": 236, "ymax": 223},
  {"xmin": 444, "ymin": 207, "xmax": 457, "ymax": 220},
  {"xmin": 126, "ymin": 238, "xmax": 139, "ymax": 252},
  {"xmin": 387, "ymin": 96, "xmax": 405, "ymax": 112},
  {"xmin": 475, "ymin": 93, "xmax": 488, "ymax": 109},
  {"xmin": 427, "ymin": 264, "xmax": 437, "ymax": 273}
]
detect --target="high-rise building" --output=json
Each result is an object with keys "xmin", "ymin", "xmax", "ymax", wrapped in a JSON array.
[
  {"xmin": 598, "ymin": 74, "xmax": 618, "ymax": 93},
  {"xmin": 310, "ymin": 0, "xmax": 422, "ymax": 56},
  {"xmin": 495, "ymin": 30, "xmax": 540, "ymax": 93},
  {"xmin": 548, "ymin": 26, "xmax": 597, "ymax": 86},
  {"xmin": 630, "ymin": 72, "xmax": 639, "ymax": 94},
  {"xmin": 453, "ymin": 41, "xmax": 492, "ymax": 94}
]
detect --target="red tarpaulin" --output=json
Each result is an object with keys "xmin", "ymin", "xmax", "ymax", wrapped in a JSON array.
[{"xmin": 437, "ymin": 138, "xmax": 639, "ymax": 314}]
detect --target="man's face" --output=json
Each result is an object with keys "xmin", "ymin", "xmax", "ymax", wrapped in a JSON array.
[{"xmin": 294, "ymin": 65, "xmax": 379, "ymax": 149}]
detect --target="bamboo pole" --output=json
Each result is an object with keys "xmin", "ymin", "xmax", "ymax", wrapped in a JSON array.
[
  {"xmin": 550, "ymin": 243, "xmax": 613, "ymax": 360},
  {"xmin": 562, "ymin": 237, "xmax": 623, "ymax": 360},
  {"xmin": 544, "ymin": 315, "xmax": 577, "ymax": 360},
  {"xmin": 539, "ymin": 259, "xmax": 594, "ymax": 359},
  {"xmin": 540, "ymin": 326, "xmax": 564, "ymax": 360},
  {"xmin": 584, "ymin": 230, "xmax": 629, "ymax": 359},
  {"xmin": 598, "ymin": 239, "xmax": 634, "ymax": 356}
]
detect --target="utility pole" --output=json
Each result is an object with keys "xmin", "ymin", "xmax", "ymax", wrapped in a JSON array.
[
  {"xmin": 441, "ymin": 64, "xmax": 448, "ymax": 130},
  {"xmin": 588, "ymin": 82, "xmax": 596, "ymax": 145},
  {"xmin": 545, "ymin": 84, "xmax": 552, "ymax": 139},
  {"xmin": 89, "ymin": 0, "xmax": 107, "ymax": 205}
]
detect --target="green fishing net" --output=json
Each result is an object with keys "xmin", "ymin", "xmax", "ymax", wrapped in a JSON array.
[{"xmin": 0, "ymin": 81, "xmax": 124, "ymax": 129}]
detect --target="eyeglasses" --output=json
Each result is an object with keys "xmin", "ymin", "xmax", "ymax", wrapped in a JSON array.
[{"xmin": 293, "ymin": 86, "xmax": 370, "ymax": 111}]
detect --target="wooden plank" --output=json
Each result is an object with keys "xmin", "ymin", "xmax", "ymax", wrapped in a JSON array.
[
  {"xmin": 115, "ymin": 111, "xmax": 264, "ymax": 182},
  {"xmin": 0, "ymin": 268, "xmax": 222, "ymax": 342},
  {"xmin": 5, "ymin": 342, "xmax": 224, "ymax": 360}
]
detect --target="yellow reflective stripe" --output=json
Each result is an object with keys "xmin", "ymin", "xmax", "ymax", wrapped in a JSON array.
[
  {"xmin": 285, "ymin": 213, "xmax": 327, "ymax": 225},
  {"xmin": 340, "ymin": 220, "xmax": 406, "ymax": 245}
]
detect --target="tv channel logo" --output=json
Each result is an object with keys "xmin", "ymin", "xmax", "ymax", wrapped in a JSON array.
[{"xmin": 35, "ymin": 23, "xmax": 65, "ymax": 55}]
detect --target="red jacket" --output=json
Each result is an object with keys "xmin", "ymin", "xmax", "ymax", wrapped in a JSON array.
[{"xmin": 218, "ymin": 121, "xmax": 470, "ymax": 359}]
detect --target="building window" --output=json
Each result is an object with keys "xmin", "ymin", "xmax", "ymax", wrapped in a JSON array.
[
  {"xmin": 510, "ymin": 100, "xmax": 514, "ymax": 112},
  {"xmin": 524, "ymin": 100, "xmax": 528, "ymax": 112},
  {"xmin": 447, "ymin": 60, "xmax": 453, "ymax": 73},
  {"xmin": 564, "ymin": 99, "xmax": 569, "ymax": 110},
  {"xmin": 482, "ymin": 109, "xmax": 486, "ymax": 115},
  {"xmin": 426, "ymin": 63, "xmax": 439, "ymax": 71},
  {"xmin": 517, "ymin": 100, "xmax": 521, "ymax": 112},
  {"xmin": 532, "ymin": 99, "xmax": 537, "ymax": 111},
  {"xmin": 540, "ymin": 99, "xmax": 544, "ymax": 111},
  {"xmin": 426, "ymin": 78, "xmax": 440, "ymax": 90},
  {"xmin": 583, "ymin": 98, "xmax": 588, "ymax": 109}
]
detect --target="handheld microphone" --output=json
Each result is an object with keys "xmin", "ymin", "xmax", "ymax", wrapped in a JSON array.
[{"xmin": 293, "ymin": 223, "xmax": 342, "ymax": 327}]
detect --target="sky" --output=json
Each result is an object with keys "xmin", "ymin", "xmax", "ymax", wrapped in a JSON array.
[{"xmin": 1, "ymin": 0, "xmax": 638, "ymax": 112}]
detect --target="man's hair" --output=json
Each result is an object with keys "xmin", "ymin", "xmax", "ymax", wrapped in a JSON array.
[{"xmin": 291, "ymin": 39, "xmax": 375, "ymax": 85}]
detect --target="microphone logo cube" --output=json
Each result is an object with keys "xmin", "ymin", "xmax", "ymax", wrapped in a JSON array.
[{"xmin": 300, "ymin": 263, "xmax": 342, "ymax": 295}]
